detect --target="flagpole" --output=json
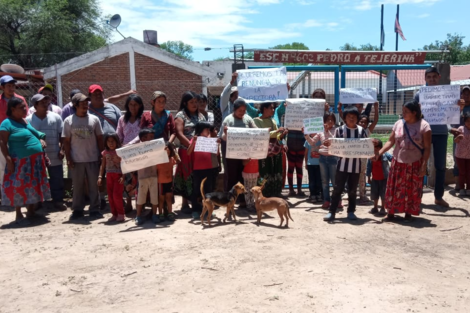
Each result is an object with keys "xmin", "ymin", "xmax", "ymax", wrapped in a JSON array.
[
  {"xmin": 378, "ymin": 4, "xmax": 384, "ymax": 112},
  {"xmin": 393, "ymin": 4, "xmax": 399, "ymax": 114}
]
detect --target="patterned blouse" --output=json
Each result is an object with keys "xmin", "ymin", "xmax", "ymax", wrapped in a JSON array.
[
  {"xmin": 116, "ymin": 116, "xmax": 141, "ymax": 145},
  {"xmin": 175, "ymin": 110, "xmax": 205, "ymax": 145},
  {"xmin": 455, "ymin": 126, "xmax": 470, "ymax": 159}
]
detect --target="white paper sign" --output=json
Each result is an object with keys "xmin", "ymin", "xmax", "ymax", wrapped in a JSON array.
[
  {"xmin": 303, "ymin": 117, "xmax": 324, "ymax": 135},
  {"xmin": 329, "ymin": 138, "xmax": 375, "ymax": 158},
  {"xmin": 195, "ymin": 137, "xmax": 219, "ymax": 154},
  {"xmin": 340, "ymin": 88, "xmax": 377, "ymax": 104},
  {"xmin": 419, "ymin": 85, "xmax": 461, "ymax": 125},
  {"xmin": 237, "ymin": 67, "xmax": 288, "ymax": 102},
  {"xmin": 116, "ymin": 139, "xmax": 169, "ymax": 174},
  {"xmin": 285, "ymin": 98, "xmax": 326, "ymax": 131},
  {"xmin": 226, "ymin": 127, "xmax": 270, "ymax": 160}
]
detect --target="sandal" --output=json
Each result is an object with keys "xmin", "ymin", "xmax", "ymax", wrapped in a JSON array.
[
  {"xmin": 297, "ymin": 191, "xmax": 307, "ymax": 198},
  {"xmin": 382, "ymin": 214, "xmax": 395, "ymax": 222},
  {"xmin": 166, "ymin": 213, "xmax": 176, "ymax": 222},
  {"xmin": 404, "ymin": 213, "xmax": 413, "ymax": 223},
  {"xmin": 369, "ymin": 207, "xmax": 379, "ymax": 214},
  {"xmin": 287, "ymin": 191, "xmax": 297, "ymax": 197}
]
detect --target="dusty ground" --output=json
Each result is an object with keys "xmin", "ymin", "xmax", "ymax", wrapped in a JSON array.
[{"xmin": 0, "ymin": 186, "xmax": 469, "ymax": 313}]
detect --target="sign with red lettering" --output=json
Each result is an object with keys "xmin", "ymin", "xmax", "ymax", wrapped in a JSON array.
[{"xmin": 253, "ymin": 51, "xmax": 427, "ymax": 64}]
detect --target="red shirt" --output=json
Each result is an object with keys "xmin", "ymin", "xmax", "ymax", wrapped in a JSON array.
[
  {"xmin": 243, "ymin": 159, "xmax": 259, "ymax": 174},
  {"xmin": 191, "ymin": 138, "xmax": 218, "ymax": 171},
  {"xmin": 371, "ymin": 160, "xmax": 385, "ymax": 180},
  {"xmin": 0, "ymin": 93, "xmax": 29, "ymax": 124}
]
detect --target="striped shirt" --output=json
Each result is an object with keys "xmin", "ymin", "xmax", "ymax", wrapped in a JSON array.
[{"xmin": 335, "ymin": 125, "xmax": 368, "ymax": 173}]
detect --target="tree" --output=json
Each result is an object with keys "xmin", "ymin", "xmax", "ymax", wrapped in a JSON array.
[
  {"xmin": 0, "ymin": 0, "xmax": 111, "ymax": 69},
  {"xmin": 269, "ymin": 42, "xmax": 309, "ymax": 50},
  {"xmin": 160, "ymin": 40, "xmax": 194, "ymax": 61},
  {"xmin": 340, "ymin": 43, "xmax": 380, "ymax": 51},
  {"xmin": 421, "ymin": 33, "xmax": 470, "ymax": 65}
]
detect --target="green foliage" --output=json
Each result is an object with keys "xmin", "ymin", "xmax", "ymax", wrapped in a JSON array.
[
  {"xmin": 421, "ymin": 33, "xmax": 470, "ymax": 65},
  {"xmin": 269, "ymin": 42, "xmax": 309, "ymax": 50},
  {"xmin": 0, "ymin": 0, "xmax": 111, "ymax": 68},
  {"xmin": 160, "ymin": 40, "xmax": 194, "ymax": 61},
  {"xmin": 340, "ymin": 43, "xmax": 380, "ymax": 51}
]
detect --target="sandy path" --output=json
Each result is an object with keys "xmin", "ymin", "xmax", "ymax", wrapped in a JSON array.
[{"xmin": 1, "ymin": 188, "xmax": 469, "ymax": 313}]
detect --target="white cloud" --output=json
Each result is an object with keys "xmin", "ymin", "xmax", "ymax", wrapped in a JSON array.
[
  {"xmin": 417, "ymin": 13, "xmax": 430, "ymax": 18},
  {"xmin": 286, "ymin": 19, "xmax": 341, "ymax": 31}
]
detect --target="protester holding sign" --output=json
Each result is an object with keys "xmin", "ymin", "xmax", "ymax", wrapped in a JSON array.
[
  {"xmin": 254, "ymin": 102, "xmax": 288, "ymax": 197},
  {"xmin": 220, "ymin": 98, "xmax": 258, "ymax": 207},
  {"xmin": 323, "ymin": 107, "xmax": 369, "ymax": 222},
  {"xmin": 378, "ymin": 101, "xmax": 431, "ymax": 222},
  {"xmin": 174, "ymin": 91, "xmax": 206, "ymax": 212}
]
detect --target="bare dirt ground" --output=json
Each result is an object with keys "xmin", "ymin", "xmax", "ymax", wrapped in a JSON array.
[{"xmin": 1, "ymin": 186, "xmax": 469, "ymax": 313}]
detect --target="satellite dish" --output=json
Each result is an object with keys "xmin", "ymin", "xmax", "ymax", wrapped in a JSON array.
[
  {"xmin": 109, "ymin": 14, "xmax": 121, "ymax": 28},
  {"xmin": 1, "ymin": 64, "xmax": 24, "ymax": 74}
]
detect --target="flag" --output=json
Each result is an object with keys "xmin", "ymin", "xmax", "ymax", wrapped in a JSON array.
[
  {"xmin": 395, "ymin": 16, "xmax": 406, "ymax": 41},
  {"xmin": 380, "ymin": 27, "xmax": 385, "ymax": 47}
]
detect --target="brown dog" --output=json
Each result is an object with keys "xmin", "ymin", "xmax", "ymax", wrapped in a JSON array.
[
  {"xmin": 200, "ymin": 177, "xmax": 246, "ymax": 226},
  {"xmin": 251, "ymin": 182, "xmax": 293, "ymax": 228}
]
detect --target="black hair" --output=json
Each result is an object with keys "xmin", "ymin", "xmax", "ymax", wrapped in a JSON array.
[
  {"xmin": 425, "ymin": 67, "xmax": 440, "ymax": 76},
  {"xmin": 359, "ymin": 114, "xmax": 370, "ymax": 124},
  {"xmin": 259, "ymin": 102, "xmax": 274, "ymax": 114},
  {"xmin": 375, "ymin": 139, "xmax": 383, "ymax": 149},
  {"xmin": 178, "ymin": 91, "xmax": 198, "ymax": 117},
  {"xmin": 312, "ymin": 88, "xmax": 326, "ymax": 99},
  {"xmin": 104, "ymin": 133, "xmax": 122, "ymax": 150},
  {"xmin": 6, "ymin": 97, "xmax": 24, "ymax": 117},
  {"xmin": 199, "ymin": 94, "xmax": 208, "ymax": 102},
  {"xmin": 323, "ymin": 111, "xmax": 336, "ymax": 123},
  {"xmin": 69, "ymin": 89, "xmax": 81, "ymax": 99},
  {"xmin": 403, "ymin": 100, "xmax": 422, "ymax": 120},
  {"xmin": 194, "ymin": 121, "xmax": 212, "ymax": 136},
  {"xmin": 124, "ymin": 94, "xmax": 144, "ymax": 123},
  {"xmin": 165, "ymin": 141, "xmax": 177, "ymax": 158},
  {"xmin": 139, "ymin": 128, "xmax": 155, "ymax": 140},
  {"xmin": 343, "ymin": 106, "xmax": 360, "ymax": 121},
  {"xmin": 463, "ymin": 112, "xmax": 470, "ymax": 124},
  {"xmin": 233, "ymin": 98, "xmax": 247, "ymax": 112}
]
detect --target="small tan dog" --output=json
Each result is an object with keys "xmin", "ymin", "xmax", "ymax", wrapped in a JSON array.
[
  {"xmin": 200, "ymin": 177, "xmax": 246, "ymax": 226},
  {"xmin": 251, "ymin": 182, "xmax": 293, "ymax": 228}
]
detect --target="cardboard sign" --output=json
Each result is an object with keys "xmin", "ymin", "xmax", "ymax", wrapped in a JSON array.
[
  {"xmin": 237, "ymin": 67, "xmax": 288, "ymax": 102},
  {"xmin": 285, "ymin": 98, "xmax": 325, "ymax": 131},
  {"xmin": 116, "ymin": 139, "xmax": 169, "ymax": 174},
  {"xmin": 194, "ymin": 137, "xmax": 219, "ymax": 154},
  {"xmin": 226, "ymin": 127, "xmax": 270, "ymax": 160},
  {"xmin": 340, "ymin": 88, "xmax": 377, "ymax": 104},
  {"xmin": 419, "ymin": 85, "xmax": 461, "ymax": 125},
  {"xmin": 303, "ymin": 117, "xmax": 324, "ymax": 135},
  {"xmin": 328, "ymin": 138, "xmax": 375, "ymax": 158}
]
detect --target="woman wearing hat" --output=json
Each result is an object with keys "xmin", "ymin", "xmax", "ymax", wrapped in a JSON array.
[{"xmin": 0, "ymin": 96, "xmax": 51, "ymax": 223}]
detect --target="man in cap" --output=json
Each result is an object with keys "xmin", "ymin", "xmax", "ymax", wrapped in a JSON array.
[
  {"xmin": 0, "ymin": 75, "xmax": 29, "ymax": 124},
  {"xmin": 29, "ymin": 84, "xmax": 62, "ymax": 116},
  {"xmin": 62, "ymin": 93, "xmax": 104, "ymax": 220},
  {"xmin": 26, "ymin": 94, "xmax": 66, "ymax": 211}
]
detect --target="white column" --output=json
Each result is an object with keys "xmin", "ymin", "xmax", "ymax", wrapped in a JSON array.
[{"xmin": 129, "ymin": 51, "xmax": 136, "ymax": 90}]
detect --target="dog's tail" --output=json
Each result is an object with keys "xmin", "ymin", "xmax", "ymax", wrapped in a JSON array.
[
  {"xmin": 201, "ymin": 177, "xmax": 207, "ymax": 202},
  {"xmin": 285, "ymin": 200, "xmax": 294, "ymax": 222}
]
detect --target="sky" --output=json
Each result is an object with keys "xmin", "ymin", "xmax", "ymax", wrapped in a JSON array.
[{"xmin": 99, "ymin": 0, "xmax": 469, "ymax": 62}]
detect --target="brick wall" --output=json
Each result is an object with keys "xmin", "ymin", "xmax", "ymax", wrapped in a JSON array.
[
  {"xmin": 60, "ymin": 53, "xmax": 130, "ymax": 107},
  {"xmin": 134, "ymin": 53, "xmax": 203, "ymax": 111}
]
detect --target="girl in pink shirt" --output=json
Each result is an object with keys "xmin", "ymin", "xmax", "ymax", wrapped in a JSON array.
[{"xmin": 454, "ymin": 113, "xmax": 470, "ymax": 196}]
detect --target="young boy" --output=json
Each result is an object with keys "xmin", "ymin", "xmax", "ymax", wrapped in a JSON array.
[
  {"xmin": 304, "ymin": 138, "xmax": 322, "ymax": 202},
  {"xmin": 323, "ymin": 106, "xmax": 368, "ymax": 222},
  {"xmin": 135, "ymin": 129, "xmax": 159, "ymax": 226},
  {"xmin": 366, "ymin": 140, "xmax": 392, "ymax": 215}
]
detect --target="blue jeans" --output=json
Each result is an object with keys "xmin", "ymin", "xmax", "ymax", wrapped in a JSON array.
[
  {"xmin": 319, "ymin": 155, "xmax": 338, "ymax": 202},
  {"xmin": 48, "ymin": 165, "xmax": 64, "ymax": 203},
  {"xmin": 432, "ymin": 134, "xmax": 448, "ymax": 200}
]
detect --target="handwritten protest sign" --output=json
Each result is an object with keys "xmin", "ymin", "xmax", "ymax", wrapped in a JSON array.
[
  {"xmin": 237, "ymin": 67, "xmax": 288, "ymax": 102},
  {"xmin": 285, "ymin": 99, "xmax": 325, "ymax": 131},
  {"xmin": 195, "ymin": 137, "xmax": 219, "ymax": 154},
  {"xmin": 226, "ymin": 128, "xmax": 270, "ymax": 160},
  {"xmin": 340, "ymin": 88, "xmax": 377, "ymax": 104},
  {"xmin": 328, "ymin": 138, "xmax": 375, "ymax": 158},
  {"xmin": 116, "ymin": 139, "xmax": 168, "ymax": 174},
  {"xmin": 419, "ymin": 85, "xmax": 460, "ymax": 125},
  {"xmin": 303, "ymin": 117, "xmax": 324, "ymax": 135}
]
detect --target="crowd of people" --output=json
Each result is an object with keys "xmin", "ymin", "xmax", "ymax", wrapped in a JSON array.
[{"xmin": 0, "ymin": 66, "xmax": 469, "ymax": 226}]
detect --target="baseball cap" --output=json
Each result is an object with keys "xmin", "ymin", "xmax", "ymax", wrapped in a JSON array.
[
  {"xmin": 461, "ymin": 86, "xmax": 470, "ymax": 93},
  {"xmin": 30, "ymin": 94, "xmax": 50, "ymax": 106},
  {"xmin": 425, "ymin": 67, "xmax": 440, "ymax": 76},
  {"xmin": 72, "ymin": 93, "xmax": 90, "ymax": 105},
  {"xmin": 88, "ymin": 84, "xmax": 103, "ymax": 94},
  {"xmin": 152, "ymin": 91, "xmax": 166, "ymax": 101},
  {"xmin": 230, "ymin": 86, "xmax": 238, "ymax": 95},
  {"xmin": 0, "ymin": 75, "xmax": 17, "ymax": 85},
  {"xmin": 38, "ymin": 84, "xmax": 53, "ymax": 93}
]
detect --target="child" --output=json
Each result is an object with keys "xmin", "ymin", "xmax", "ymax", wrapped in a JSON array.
[
  {"xmin": 135, "ymin": 129, "xmax": 159, "ymax": 225},
  {"xmin": 454, "ymin": 112, "xmax": 470, "ymax": 196},
  {"xmin": 98, "ymin": 133, "xmax": 125, "ymax": 222},
  {"xmin": 304, "ymin": 138, "xmax": 322, "ymax": 202},
  {"xmin": 357, "ymin": 102, "xmax": 379, "ymax": 204},
  {"xmin": 242, "ymin": 158, "xmax": 259, "ymax": 210},
  {"xmin": 188, "ymin": 121, "xmax": 221, "ymax": 219},
  {"xmin": 323, "ymin": 106, "xmax": 368, "ymax": 222},
  {"xmin": 304, "ymin": 112, "xmax": 342, "ymax": 210},
  {"xmin": 156, "ymin": 142, "xmax": 180, "ymax": 222},
  {"xmin": 366, "ymin": 140, "xmax": 392, "ymax": 215}
]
